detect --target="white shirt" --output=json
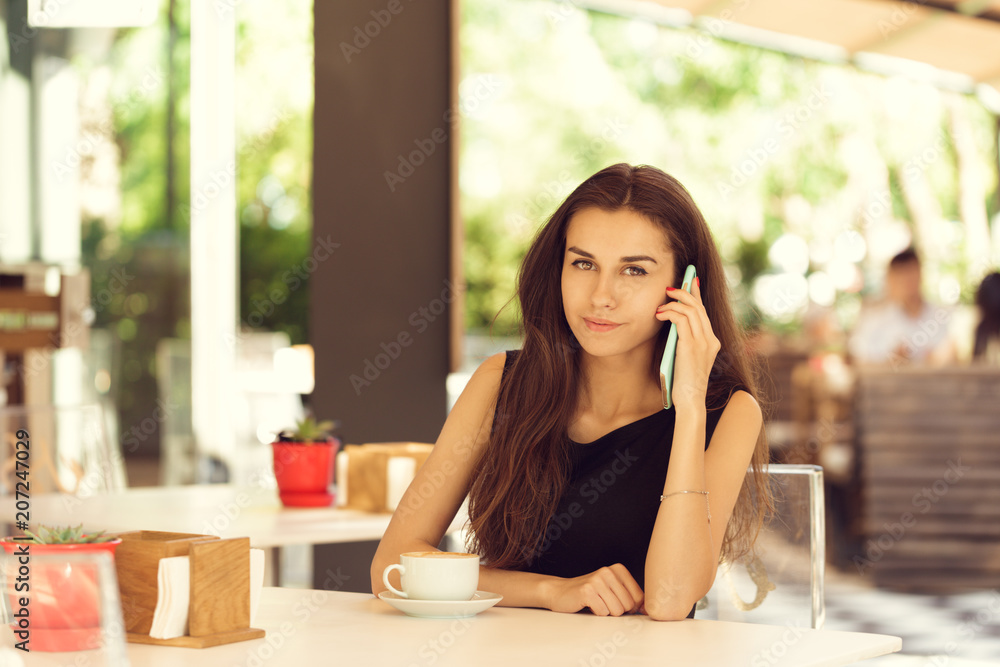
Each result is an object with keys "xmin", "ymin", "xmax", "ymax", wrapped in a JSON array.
[{"xmin": 849, "ymin": 301, "xmax": 951, "ymax": 364}]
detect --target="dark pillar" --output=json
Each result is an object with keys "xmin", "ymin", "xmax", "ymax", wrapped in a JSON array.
[
  {"xmin": 311, "ymin": 1, "xmax": 456, "ymax": 593},
  {"xmin": 310, "ymin": 0, "xmax": 457, "ymax": 446}
]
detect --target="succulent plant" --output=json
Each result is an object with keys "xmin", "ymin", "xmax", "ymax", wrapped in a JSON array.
[
  {"xmin": 22, "ymin": 524, "xmax": 117, "ymax": 544},
  {"xmin": 276, "ymin": 415, "xmax": 338, "ymax": 444}
]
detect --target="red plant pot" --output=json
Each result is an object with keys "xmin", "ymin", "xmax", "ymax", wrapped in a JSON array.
[
  {"xmin": 1, "ymin": 538, "xmax": 121, "ymax": 652},
  {"xmin": 272, "ymin": 439, "xmax": 338, "ymax": 507}
]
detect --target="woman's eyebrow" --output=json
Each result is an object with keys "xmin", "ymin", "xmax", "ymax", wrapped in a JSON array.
[
  {"xmin": 566, "ymin": 246, "xmax": 658, "ymax": 264},
  {"xmin": 621, "ymin": 254, "xmax": 658, "ymax": 263}
]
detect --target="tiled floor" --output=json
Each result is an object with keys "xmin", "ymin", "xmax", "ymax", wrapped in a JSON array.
[{"xmin": 824, "ymin": 565, "xmax": 1000, "ymax": 665}]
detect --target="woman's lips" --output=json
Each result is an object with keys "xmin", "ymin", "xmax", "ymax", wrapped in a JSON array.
[{"xmin": 584, "ymin": 318, "xmax": 621, "ymax": 332}]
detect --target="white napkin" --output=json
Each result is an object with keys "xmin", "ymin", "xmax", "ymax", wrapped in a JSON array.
[
  {"xmin": 150, "ymin": 556, "xmax": 190, "ymax": 639},
  {"xmin": 250, "ymin": 548, "xmax": 265, "ymax": 625},
  {"xmin": 336, "ymin": 450, "xmax": 349, "ymax": 507},
  {"xmin": 386, "ymin": 456, "xmax": 417, "ymax": 511},
  {"xmin": 149, "ymin": 548, "xmax": 266, "ymax": 638}
]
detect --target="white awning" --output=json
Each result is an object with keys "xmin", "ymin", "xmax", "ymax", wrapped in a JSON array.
[{"xmin": 591, "ymin": 0, "xmax": 1000, "ymax": 109}]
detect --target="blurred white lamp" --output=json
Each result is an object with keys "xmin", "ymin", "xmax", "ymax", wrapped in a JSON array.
[{"xmin": 28, "ymin": 0, "xmax": 158, "ymax": 27}]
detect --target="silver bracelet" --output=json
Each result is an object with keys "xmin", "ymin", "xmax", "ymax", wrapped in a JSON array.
[{"xmin": 659, "ymin": 490, "xmax": 711, "ymax": 522}]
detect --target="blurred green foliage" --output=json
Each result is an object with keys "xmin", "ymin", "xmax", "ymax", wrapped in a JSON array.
[
  {"xmin": 459, "ymin": 0, "xmax": 998, "ymax": 339},
  {"xmin": 75, "ymin": 0, "xmax": 998, "ymax": 445},
  {"xmin": 79, "ymin": 0, "xmax": 312, "ymax": 453}
]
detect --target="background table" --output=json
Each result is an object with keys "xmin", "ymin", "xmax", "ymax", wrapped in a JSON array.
[
  {"xmin": 0, "ymin": 484, "xmax": 428, "ymax": 547},
  {"xmin": 0, "ymin": 484, "xmax": 466, "ymax": 588},
  {"xmin": 0, "ymin": 588, "xmax": 901, "ymax": 666}
]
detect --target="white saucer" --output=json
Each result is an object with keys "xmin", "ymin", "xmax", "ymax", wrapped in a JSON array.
[{"xmin": 377, "ymin": 590, "xmax": 503, "ymax": 619}]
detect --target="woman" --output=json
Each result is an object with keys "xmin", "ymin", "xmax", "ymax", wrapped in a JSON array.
[
  {"xmin": 973, "ymin": 271, "xmax": 1000, "ymax": 364},
  {"xmin": 371, "ymin": 163, "xmax": 771, "ymax": 621}
]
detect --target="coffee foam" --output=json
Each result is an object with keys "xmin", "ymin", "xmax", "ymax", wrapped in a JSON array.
[{"xmin": 403, "ymin": 551, "xmax": 478, "ymax": 559}]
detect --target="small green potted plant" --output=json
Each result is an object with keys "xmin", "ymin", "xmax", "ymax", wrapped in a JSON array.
[
  {"xmin": 1, "ymin": 525, "xmax": 121, "ymax": 652},
  {"xmin": 272, "ymin": 415, "xmax": 341, "ymax": 507}
]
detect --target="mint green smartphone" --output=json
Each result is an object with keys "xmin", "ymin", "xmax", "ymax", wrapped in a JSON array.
[{"xmin": 659, "ymin": 264, "xmax": 697, "ymax": 410}]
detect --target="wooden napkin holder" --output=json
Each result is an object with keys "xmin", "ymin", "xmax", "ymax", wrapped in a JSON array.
[
  {"xmin": 115, "ymin": 530, "xmax": 265, "ymax": 648},
  {"xmin": 340, "ymin": 442, "xmax": 433, "ymax": 512}
]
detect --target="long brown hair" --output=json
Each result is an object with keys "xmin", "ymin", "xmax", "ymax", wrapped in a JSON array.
[{"xmin": 467, "ymin": 163, "xmax": 772, "ymax": 569}]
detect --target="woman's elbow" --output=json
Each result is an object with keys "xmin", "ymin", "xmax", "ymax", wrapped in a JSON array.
[
  {"xmin": 370, "ymin": 547, "xmax": 393, "ymax": 595},
  {"xmin": 643, "ymin": 579, "xmax": 712, "ymax": 621},
  {"xmin": 370, "ymin": 561, "xmax": 383, "ymax": 595},
  {"xmin": 644, "ymin": 599, "xmax": 696, "ymax": 622}
]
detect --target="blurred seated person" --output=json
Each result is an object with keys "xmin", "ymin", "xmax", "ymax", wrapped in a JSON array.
[
  {"xmin": 848, "ymin": 248, "xmax": 952, "ymax": 366},
  {"xmin": 973, "ymin": 271, "xmax": 1000, "ymax": 365}
]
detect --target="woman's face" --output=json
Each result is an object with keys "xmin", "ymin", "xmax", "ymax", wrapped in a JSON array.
[{"xmin": 561, "ymin": 207, "xmax": 676, "ymax": 359}]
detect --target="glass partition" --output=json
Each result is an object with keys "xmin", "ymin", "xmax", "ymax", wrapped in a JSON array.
[{"xmin": 699, "ymin": 463, "xmax": 825, "ymax": 629}]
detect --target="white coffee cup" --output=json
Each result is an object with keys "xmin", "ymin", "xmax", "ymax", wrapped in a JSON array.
[{"xmin": 382, "ymin": 551, "xmax": 479, "ymax": 601}]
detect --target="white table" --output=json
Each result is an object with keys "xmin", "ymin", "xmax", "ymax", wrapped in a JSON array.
[
  {"xmin": 0, "ymin": 588, "xmax": 901, "ymax": 666},
  {"xmin": 0, "ymin": 484, "xmax": 468, "ymax": 587},
  {"xmin": 0, "ymin": 484, "xmax": 464, "ymax": 548}
]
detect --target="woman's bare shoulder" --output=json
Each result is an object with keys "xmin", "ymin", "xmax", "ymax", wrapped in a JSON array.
[
  {"xmin": 726, "ymin": 389, "xmax": 761, "ymax": 420},
  {"xmin": 480, "ymin": 351, "xmax": 508, "ymax": 375},
  {"xmin": 711, "ymin": 389, "xmax": 762, "ymax": 454},
  {"xmin": 444, "ymin": 351, "xmax": 508, "ymax": 432},
  {"xmin": 464, "ymin": 351, "xmax": 507, "ymax": 396}
]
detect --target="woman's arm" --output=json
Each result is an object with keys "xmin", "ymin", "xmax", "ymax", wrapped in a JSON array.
[
  {"xmin": 371, "ymin": 352, "xmax": 645, "ymax": 616},
  {"xmin": 643, "ymin": 392, "xmax": 760, "ymax": 619},
  {"xmin": 481, "ymin": 563, "xmax": 643, "ymax": 615},
  {"xmin": 370, "ymin": 352, "xmax": 505, "ymax": 593},
  {"xmin": 647, "ymin": 278, "xmax": 761, "ymax": 620}
]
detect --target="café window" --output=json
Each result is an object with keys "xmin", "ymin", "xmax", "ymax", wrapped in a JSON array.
[{"xmin": 0, "ymin": 0, "xmax": 314, "ymax": 486}]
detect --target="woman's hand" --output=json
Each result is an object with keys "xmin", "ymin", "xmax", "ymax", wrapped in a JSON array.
[
  {"xmin": 655, "ymin": 276, "xmax": 721, "ymax": 411},
  {"xmin": 544, "ymin": 564, "xmax": 644, "ymax": 616}
]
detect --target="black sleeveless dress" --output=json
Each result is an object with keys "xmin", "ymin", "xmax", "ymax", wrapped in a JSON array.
[{"xmin": 499, "ymin": 350, "xmax": 736, "ymax": 617}]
